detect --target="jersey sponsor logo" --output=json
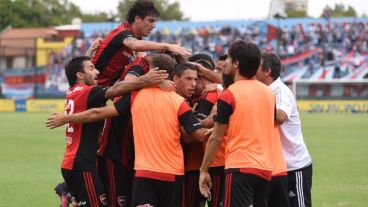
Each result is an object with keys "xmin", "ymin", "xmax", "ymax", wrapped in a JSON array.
[
  {"xmin": 66, "ymin": 86, "xmax": 84, "ymax": 95},
  {"xmin": 137, "ymin": 204, "xmax": 154, "ymax": 207},
  {"xmin": 117, "ymin": 195, "xmax": 126, "ymax": 207},
  {"xmin": 122, "ymin": 50, "xmax": 133, "ymax": 59}
]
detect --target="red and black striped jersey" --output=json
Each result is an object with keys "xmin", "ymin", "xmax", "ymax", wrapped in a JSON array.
[
  {"xmin": 61, "ymin": 84, "xmax": 107, "ymax": 171},
  {"xmin": 92, "ymin": 22, "xmax": 137, "ymax": 87},
  {"xmin": 98, "ymin": 58, "xmax": 150, "ymax": 168}
]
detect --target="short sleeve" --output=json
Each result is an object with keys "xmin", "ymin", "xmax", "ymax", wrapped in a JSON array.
[
  {"xmin": 274, "ymin": 88, "xmax": 292, "ymax": 120},
  {"xmin": 178, "ymin": 101, "xmax": 203, "ymax": 134},
  {"xmin": 87, "ymin": 86, "xmax": 108, "ymax": 107},
  {"xmin": 215, "ymin": 89, "xmax": 235, "ymax": 124}
]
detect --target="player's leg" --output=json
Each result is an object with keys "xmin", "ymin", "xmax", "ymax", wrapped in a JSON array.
[
  {"xmin": 287, "ymin": 164, "xmax": 312, "ymax": 207},
  {"xmin": 159, "ymin": 175, "xmax": 185, "ymax": 207},
  {"xmin": 268, "ymin": 176, "xmax": 290, "ymax": 207},
  {"xmin": 185, "ymin": 170, "xmax": 206, "ymax": 207},
  {"xmin": 131, "ymin": 177, "xmax": 158, "ymax": 207},
  {"xmin": 223, "ymin": 172, "xmax": 253, "ymax": 207},
  {"xmin": 208, "ymin": 166, "xmax": 225, "ymax": 207}
]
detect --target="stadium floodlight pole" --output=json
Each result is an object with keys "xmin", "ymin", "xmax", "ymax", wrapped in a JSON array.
[{"xmin": 273, "ymin": 13, "xmax": 286, "ymax": 56}]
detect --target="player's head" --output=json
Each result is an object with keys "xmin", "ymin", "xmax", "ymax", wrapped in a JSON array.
[
  {"xmin": 188, "ymin": 53, "xmax": 215, "ymax": 70},
  {"xmin": 256, "ymin": 52, "xmax": 281, "ymax": 85},
  {"xmin": 216, "ymin": 54, "xmax": 228, "ymax": 72},
  {"xmin": 173, "ymin": 63, "xmax": 198, "ymax": 99},
  {"xmin": 226, "ymin": 40, "xmax": 261, "ymax": 79},
  {"xmin": 188, "ymin": 53, "xmax": 215, "ymax": 95},
  {"xmin": 65, "ymin": 56, "xmax": 99, "ymax": 87},
  {"xmin": 127, "ymin": 0, "xmax": 159, "ymax": 36},
  {"xmin": 149, "ymin": 53, "xmax": 176, "ymax": 77}
]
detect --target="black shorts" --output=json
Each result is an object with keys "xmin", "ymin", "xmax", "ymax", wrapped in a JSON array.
[
  {"xmin": 185, "ymin": 170, "xmax": 206, "ymax": 207},
  {"xmin": 223, "ymin": 171, "xmax": 270, "ymax": 207},
  {"xmin": 98, "ymin": 157, "xmax": 134, "ymax": 207},
  {"xmin": 208, "ymin": 166, "xmax": 225, "ymax": 207},
  {"xmin": 61, "ymin": 168, "xmax": 108, "ymax": 207},
  {"xmin": 131, "ymin": 175, "xmax": 185, "ymax": 207},
  {"xmin": 267, "ymin": 175, "xmax": 290, "ymax": 207},
  {"xmin": 287, "ymin": 164, "xmax": 312, "ymax": 207}
]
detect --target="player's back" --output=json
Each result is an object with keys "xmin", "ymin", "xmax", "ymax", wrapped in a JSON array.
[
  {"xmin": 224, "ymin": 79, "xmax": 275, "ymax": 173},
  {"xmin": 92, "ymin": 22, "xmax": 135, "ymax": 86},
  {"xmin": 131, "ymin": 88, "xmax": 186, "ymax": 175}
]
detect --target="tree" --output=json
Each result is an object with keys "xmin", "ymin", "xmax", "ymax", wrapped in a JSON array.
[
  {"xmin": 285, "ymin": 9, "xmax": 307, "ymax": 18},
  {"xmin": 117, "ymin": 0, "xmax": 186, "ymax": 21},
  {"xmin": 321, "ymin": 3, "xmax": 357, "ymax": 18}
]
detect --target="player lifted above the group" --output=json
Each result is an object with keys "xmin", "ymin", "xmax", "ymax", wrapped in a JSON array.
[{"xmin": 92, "ymin": 0, "xmax": 191, "ymax": 86}]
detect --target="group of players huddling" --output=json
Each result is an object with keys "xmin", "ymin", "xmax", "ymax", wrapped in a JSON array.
[{"xmin": 46, "ymin": 1, "xmax": 313, "ymax": 207}]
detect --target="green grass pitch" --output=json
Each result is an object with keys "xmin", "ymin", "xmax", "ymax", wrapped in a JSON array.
[{"xmin": 0, "ymin": 112, "xmax": 367, "ymax": 206}]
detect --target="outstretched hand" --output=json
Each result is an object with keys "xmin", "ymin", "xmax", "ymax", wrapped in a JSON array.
[
  {"xmin": 45, "ymin": 112, "xmax": 66, "ymax": 129},
  {"xmin": 167, "ymin": 44, "xmax": 192, "ymax": 56}
]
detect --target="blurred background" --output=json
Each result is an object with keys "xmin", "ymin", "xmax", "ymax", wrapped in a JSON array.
[{"xmin": 0, "ymin": 0, "xmax": 367, "ymax": 206}]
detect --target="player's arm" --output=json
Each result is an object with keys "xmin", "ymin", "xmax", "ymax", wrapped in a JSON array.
[
  {"xmin": 46, "ymin": 105, "xmax": 119, "ymax": 129},
  {"xmin": 191, "ymin": 62, "xmax": 223, "ymax": 84},
  {"xmin": 123, "ymin": 37, "xmax": 191, "ymax": 56},
  {"xmin": 274, "ymin": 89, "xmax": 292, "ymax": 125},
  {"xmin": 85, "ymin": 37, "xmax": 103, "ymax": 58},
  {"xmin": 200, "ymin": 103, "xmax": 217, "ymax": 128},
  {"xmin": 105, "ymin": 68, "xmax": 168, "ymax": 99},
  {"xmin": 276, "ymin": 109, "xmax": 288, "ymax": 124},
  {"xmin": 178, "ymin": 101, "xmax": 210, "ymax": 143},
  {"xmin": 46, "ymin": 94, "xmax": 132, "ymax": 129},
  {"xmin": 199, "ymin": 90, "xmax": 234, "ymax": 198}
]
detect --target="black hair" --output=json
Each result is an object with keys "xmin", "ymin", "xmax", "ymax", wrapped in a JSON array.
[
  {"xmin": 65, "ymin": 56, "xmax": 91, "ymax": 87},
  {"xmin": 172, "ymin": 63, "xmax": 198, "ymax": 79},
  {"xmin": 218, "ymin": 54, "xmax": 228, "ymax": 61},
  {"xmin": 261, "ymin": 53, "xmax": 281, "ymax": 80},
  {"xmin": 150, "ymin": 54, "xmax": 176, "ymax": 77},
  {"xmin": 127, "ymin": 0, "xmax": 160, "ymax": 23},
  {"xmin": 228, "ymin": 40, "xmax": 261, "ymax": 78},
  {"xmin": 188, "ymin": 53, "xmax": 215, "ymax": 70}
]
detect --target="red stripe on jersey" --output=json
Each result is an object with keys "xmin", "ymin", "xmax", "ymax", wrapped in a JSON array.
[
  {"xmin": 239, "ymin": 168, "xmax": 272, "ymax": 181},
  {"xmin": 98, "ymin": 118, "xmax": 112, "ymax": 156},
  {"xmin": 205, "ymin": 91, "xmax": 219, "ymax": 104},
  {"xmin": 218, "ymin": 89, "xmax": 235, "ymax": 111},
  {"xmin": 178, "ymin": 101, "xmax": 191, "ymax": 117},
  {"xmin": 120, "ymin": 57, "xmax": 150, "ymax": 80},
  {"xmin": 135, "ymin": 170, "xmax": 176, "ymax": 182}
]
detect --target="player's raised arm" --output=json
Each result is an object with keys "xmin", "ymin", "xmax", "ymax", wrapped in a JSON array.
[
  {"xmin": 123, "ymin": 37, "xmax": 191, "ymax": 56},
  {"xmin": 104, "ymin": 68, "xmax": 168, "ymax": 99}
]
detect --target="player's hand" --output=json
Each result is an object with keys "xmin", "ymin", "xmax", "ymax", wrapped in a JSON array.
[
  {"xmin": 199, "ymin": 170, "xmax": 212, "ymax": 198},
  {"xmin": 167, "ymin": 44, "xmax": 192, "ymax": 56},
  {"xmin": 203, "ymin": 83, "xmax": 218, "ymax": 92},
  {"xmin": 45, "ymin": 112, "xmax": 67, "ymax": 129},
  {"xmin": 142, "ymin": 67, "xmax": 169, "ymax": 85},
  {"xmin": 158, "ymin": 80, "xmax": 176, "ymax": 92},
  {"xmin": 90, "ymin": 37, "xmax": 103, "ymax": 51}
]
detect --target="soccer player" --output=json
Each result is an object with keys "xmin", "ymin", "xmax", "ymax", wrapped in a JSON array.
[
  {"xmin": 48, "ymin": 56, "xmax": 167, "ymax": 207},
  {"xmin": 256, "ymin": 52, "xmax": 312, "ymax": 207},
  {"xmin": 46, "ymin": 59, "xmax": 210, "ymax": 207},
  {"xmin": 97, "ymin": 54, "xmax": 175, "ymax": 207},
  {"xmin": 199, "ymin": 40, "xmax": 275, "ymax": 207},
  {"xmin": 184, "ymin": 54, "xmax": 225, "ymax": 207},
  {"xmin": 92, "ymin": 0, "xmax": 191, "ymax": 87}
]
